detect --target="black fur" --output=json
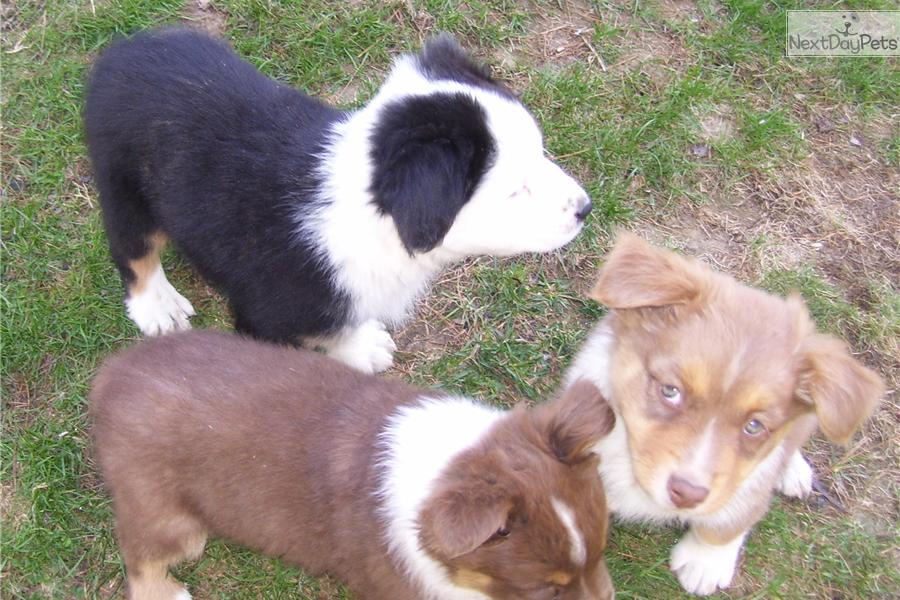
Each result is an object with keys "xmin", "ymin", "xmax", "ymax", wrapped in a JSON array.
[
  {"xmin": 415, "ymin": 33, "xmax": 517, "ymax": 100},
  {"xmin": 84, "ymin": 28, "xmax": 353, "ymax": 343},
  {"xmin": 369, "ymin": 93, "xmax": 494, "ymax": 253}
]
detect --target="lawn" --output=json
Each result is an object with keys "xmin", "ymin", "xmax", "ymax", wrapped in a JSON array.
[{"xmin": 2, "ymin": 0, "xmax": 898, "ymax": 598}]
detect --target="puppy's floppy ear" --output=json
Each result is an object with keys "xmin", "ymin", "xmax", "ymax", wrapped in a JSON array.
[
  {"xmin": 419, "ymin": 466, "xmax": 515, "ymax": 559},
  {"xmin": 796, "ymin": 333, "xmax": 883, "ymax": 445},
  {"xmin": 590, "ymin": 232, "xmax": 707, "ymax": 309},
  {"xmin": 370, "ymin": 93, "xmax": 494, "ymax": 253},
  {"xmin": 535, "ymin": 379, "xmax": 615, "ymax": 465}
]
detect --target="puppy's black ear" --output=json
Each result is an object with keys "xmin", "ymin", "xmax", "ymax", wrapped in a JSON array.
[
  {"xmin": 370, "ymin": 92, "xmax": 494, "ymax": 253},
  {"xmin": 417, "ymin": 34, "xmax": 508, "ymax": 91}
]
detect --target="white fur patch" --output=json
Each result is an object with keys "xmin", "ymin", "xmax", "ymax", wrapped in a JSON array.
[
  {"xmin": 776, "ymin": 450, "xmax": 813, "ymax": 498},
  {"xmin": 314, "ymin": 319, "xmax": 396, "ymax": 373},
  {"xmin": 378, "ymin": 396, "xmax": 504, "ymax": 600},
  {"xmin": 675, "ymin": 419, "xmax": 717, "ymax": 495},
  {"xmin": 564, "ymin": 320, "xmax": 616, "ymax": 400},
  {"xmin": 173, "ymin": 590, "xmax": 192, "ymax": 600},
  {"xmin": 551, "ymin": 497, "xmax": 586, "ymax": 566},
  {"xmin": 126, "ymin": 265, "xmax": 195, "ymax": 336},
  {"xmin": 670, "ymin": 529, "xmax": 745, "ymax": 596}
]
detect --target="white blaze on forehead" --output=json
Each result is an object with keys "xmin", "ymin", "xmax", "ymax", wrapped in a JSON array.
[
  {"xmin": 551, "ymin": 496, "xmax": 586, "ymax": 566},
  {"xmin": 682, "ymin": 418, "xmax": 718, "ymax": 486}
]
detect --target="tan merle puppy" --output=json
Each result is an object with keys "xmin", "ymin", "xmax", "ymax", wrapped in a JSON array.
[{"xmin": 565, "ymin": 233, "xmax": 883, "ymax": 595}]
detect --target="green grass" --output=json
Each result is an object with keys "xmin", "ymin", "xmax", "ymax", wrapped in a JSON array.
[
  {"xmin": 3, "ymin": 1, "xmax": 898, "ymax": 598},
  {"xmin": 760, "ymin": 268, "xmax": 900, "ymax": 359}
]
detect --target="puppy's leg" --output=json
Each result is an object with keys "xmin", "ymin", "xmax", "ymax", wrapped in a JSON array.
[
  {"xmin": 119, "ymin": 511, "xmax": 207, "ymax": 600},
  {"xmin": 776, "ymin": 450, "xmax": 813, "ymax": 499},
  {"xmin": 122, "ymin": 233, "xmax": 195, "ymax": 336},
  {"xmin": 95, "ymin": 166, "xmax": 194, "ymax": 335},
  {"xmin": 670, "ymin": 526, "xmax": 746, "ymax": 596},
  {"xmin": 311, "ymin": 320, "xmax": 397, "ymax": 373},
  {"xmin": 114, "ymin": 231, "xmax": 195, "ymax": 336},
  {"xmin": 126, "ymin": 560, "xmax": 192, "ymax": 600}
]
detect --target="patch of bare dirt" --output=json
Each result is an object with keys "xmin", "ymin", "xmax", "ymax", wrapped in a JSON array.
[
  {"xmin": 609, "ymin": 27, "xmax": 688, "ymax": 89},
  {"xmin": 180, "ymin": 0, "xmax": 227, "ymax": 36},
  {"xmin": 323, "ymin": 79, "xmax": 362, "ymax": 108},
  {"xmin": 693, "ymin": 103, "xmax": 737, "ymax": 143},
  {"xmin": 392, "ymin": 260, "xmax": 480, "ymax": 383},
  {"xmin": 656, "ymin": 0, "xmax": 703, "ymax": 24},
  {"xmin": 3, "ymin": 354, "xmax": 60, "ymax": 429},
  {"xmin": 596, "ymin": 5, "xmax": 692, "ymax": 91},
  {"xmin": 518, "ymin": 0, "xmax": 605, "ymax": 70},
  {"xmin": 0, "ymin": 482, "xmax": 29, "ymax": 535}
]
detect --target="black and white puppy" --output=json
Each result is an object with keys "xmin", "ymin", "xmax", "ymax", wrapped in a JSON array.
[{"xmin": 84, "ymin": 28, "xmax": 591, "ymax": 372}]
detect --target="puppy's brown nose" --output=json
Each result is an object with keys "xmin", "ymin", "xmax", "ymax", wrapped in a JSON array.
[{"xmin": 667, "ymin": 475, "xmax": 709, "ymax": 509}]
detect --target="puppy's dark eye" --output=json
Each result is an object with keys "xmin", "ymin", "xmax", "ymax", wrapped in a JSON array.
[
  {"xmin": 659, "ymin": 384, "xmax": 682, "ymax": 407},
  {"xmin": 743, "ymin": 418, "xmax": 766, "ymax": 436},
  {"xmin": 496, "ymin": 526, "xmax": 510, "ymax": 538},
  {"xmin": 534, "ymin": 585, "xmax": 561, "ymax": 600}
]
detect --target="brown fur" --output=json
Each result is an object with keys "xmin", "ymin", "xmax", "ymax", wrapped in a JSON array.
[
  {"xmin": 90, "ymin": 332, "xmax": 615, "ymax": 600},
  {"xmin": 125, "ymin": 232, "xmax": 167, "ymax": 296},
  {"xmin": 590, "ymin": 232, "xmax": 883, "ymax": 535},
  {"xmin": 419, "ymin": 380, "xmax": 616, "ymax": 599}
]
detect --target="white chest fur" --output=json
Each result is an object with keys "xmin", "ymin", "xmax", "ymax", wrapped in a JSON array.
[
  {"xmin": 377, "ymin": 396, "xmax": 504, "ymax": 600},
  {"xmin": 304, "ymin": 109, "xmax": 457, "ymax": 327}
]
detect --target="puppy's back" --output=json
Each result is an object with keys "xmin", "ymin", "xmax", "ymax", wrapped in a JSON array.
[
  {"xmin": 90, "ymin": 331, "xmax": 419, "ymax": 572},
  {"xmin": 85, "ymin": 28, "xmax": 280, "ymax": 140}
]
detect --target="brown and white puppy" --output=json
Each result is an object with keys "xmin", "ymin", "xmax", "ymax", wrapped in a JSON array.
[
  {"xmin": 564, "ymin": 233, "xmax": 883, "ymax": 596},
  {"xmin": 90, "ymin": 330, "xmax": 616, "ymax": 600}
]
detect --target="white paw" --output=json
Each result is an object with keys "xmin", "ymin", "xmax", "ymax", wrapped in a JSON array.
[
  {"xmin": 670, "ymin": 529, "xmax": 744, "ymax": 596},
  {"xmin": 325, "ymin": 320, "xmax": 396, "ymax": 374},
  {"xmin": 126, "ymin": 266, "xmax": 195, "ymax": 336},
  {"xmin": 173, "ymin": 590, "xmax": 193, "ymax": 600},
  {"xmin": 777, "ymin": 451, "xmax": 813, "ymax": 499}
]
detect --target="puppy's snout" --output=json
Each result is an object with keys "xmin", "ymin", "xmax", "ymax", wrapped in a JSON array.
[
  {"xmin": 575, "ymin": 198, "xmax": 593, "ymax": 221},
  {"xmin": 667, "ymin": 475, "xmax": 709, "ymax": 509}
]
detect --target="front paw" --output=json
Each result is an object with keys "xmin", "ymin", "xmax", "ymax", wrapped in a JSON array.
[
  {"xmin": 670, "ymin": 529, "xmax": 744, "ymax": 596},
  {"xmin": 327, "ymin": 320, "xmax": 396, "ymax": 374},
  {"xmin": 126, "ymin": 270, "xmax": 195, "ymax": 336},
  {"xmin": 777, "ymin": 451, "xmax": 813, "ymax": 499}
]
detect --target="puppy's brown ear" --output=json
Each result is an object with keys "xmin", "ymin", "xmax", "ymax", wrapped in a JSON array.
[
  {"xmin": 536, "ymin": 379, "xmax": 615, "ymax": 465},
  {"xmin": 590, "ymin": 232, "xmax": 706, "ymax": 309},
  {"xmin": 797, "ymin": 334, "xmax": 884, "ymax": 445},
  {"xmin": 419, "ymin": 470, "xmax": 515, "ymax": 560}
]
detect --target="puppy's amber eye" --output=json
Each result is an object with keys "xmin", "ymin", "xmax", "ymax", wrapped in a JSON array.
[
  {"xmin": 660, "ymin": 384, "xmax": 682, "ymax": 407},
  {"xmin": 743, "ymin": 419, "xmax": 766, "ymax": 435}
]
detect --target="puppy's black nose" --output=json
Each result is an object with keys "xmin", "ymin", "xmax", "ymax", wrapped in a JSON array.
[{"xmin": 575, "ymin": 199, "xmax": 593, "ymax": 221}]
